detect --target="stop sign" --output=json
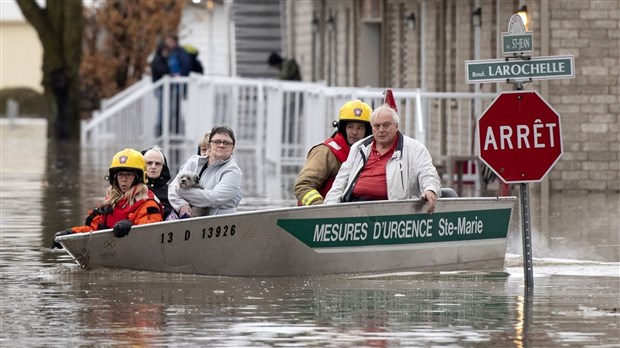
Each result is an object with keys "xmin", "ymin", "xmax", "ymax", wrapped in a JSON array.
[{"xmin": 478, "ymin": 90, "xmax": 563, "ymax": 183}]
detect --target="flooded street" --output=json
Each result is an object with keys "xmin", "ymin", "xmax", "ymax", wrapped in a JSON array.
[{"xmin": 1, "ymin": 120, "xmax": 618, "ymax": 347}]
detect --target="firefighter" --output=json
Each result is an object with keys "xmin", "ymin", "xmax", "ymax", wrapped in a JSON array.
[
  {"xmin": 52, "ymin": 148, "xmax": 163, "ymax": 248},
  {"xmin": 294, "ymin": 100, "xmax": 372, "ymax": 206}
]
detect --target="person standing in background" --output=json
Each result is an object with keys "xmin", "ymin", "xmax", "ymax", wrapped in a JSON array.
[
  {"xmin": 267, "ymin": 52, "xmax": 301, "ymax": 81},
  {"xmin": 267, "ymin": 51, "xmax": 303, "ymax": 144},
  {"xmin": 150, "ymin": 42, "xmax": 169, "ymax": 136},
  {"xmin": 164, "ymin": 35, "xmax": 192, "ymax": 134},
  {"xmin": 183, "ymin": 44, "xmax": 204, "ymax": 75}
]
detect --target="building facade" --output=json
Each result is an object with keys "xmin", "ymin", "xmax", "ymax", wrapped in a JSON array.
[
  {"xmin": 279, "ymin": 0, "xmax": 619, "ymax": 193},
  {"xmin": 0, "ymin": 1, "xmax": 44, "ymax": 92}
]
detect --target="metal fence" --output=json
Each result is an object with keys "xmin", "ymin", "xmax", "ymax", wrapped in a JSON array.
[{"xmin": 81, "ymin": 75, "xmax": 497, "ymax": 199}]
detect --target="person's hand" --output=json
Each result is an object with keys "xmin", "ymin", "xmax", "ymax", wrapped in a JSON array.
[
  {"xmin": 421, "ymin": 190, "xmax": 437, "ymax": 214},
  {"xmin": 51, "ymin": 229, "xmax": 73, "ymax": 249},
  {"xmin": 179, "ymin": 205, "xmax": 192, "ymax": 219},
  {"xmin": 113, "ymin": 219, "xmax": 132, "ymax": 238}
]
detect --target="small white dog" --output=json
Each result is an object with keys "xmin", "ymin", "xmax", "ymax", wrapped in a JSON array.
[{"xmin": 176, "ymin": 172, "xmax": 209, "ymax": 217}]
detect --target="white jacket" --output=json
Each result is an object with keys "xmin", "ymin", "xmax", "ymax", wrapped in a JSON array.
[
  {"xmin": 168, "ymin": 155, "xmax": 243, "ymax": 215},
  {"xmin": 324, "ymin": 132, "xmax": 441, "ymax": 204}
]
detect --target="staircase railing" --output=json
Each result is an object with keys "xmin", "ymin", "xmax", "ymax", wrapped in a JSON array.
[{"xmin": 81, "ymin": 75, "xmax": 496, "ymax": 199}]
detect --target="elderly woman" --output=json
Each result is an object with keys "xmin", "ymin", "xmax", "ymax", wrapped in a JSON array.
[
  {"xmin": 168, "ymin": 126, "xmax": 243, "ymax": 217},
  {"xmin": 141, "ymin": 146, "xmax": 174, "ymax": 219}
]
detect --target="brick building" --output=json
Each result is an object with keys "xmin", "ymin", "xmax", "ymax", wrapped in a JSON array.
[{"xmin": 278, "ymin": 0, "xmax": 619, "ymax": 194}]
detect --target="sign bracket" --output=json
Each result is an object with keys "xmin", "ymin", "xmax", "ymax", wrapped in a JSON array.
[
  {"xmin": 505, "ymin": 55, "xmax": 532, "ymax": 61},
  {"xmin": 506, "ymin": 78, "xmax": 533, "ymax": 89},
  {"xmin": 505, "ymin": 54, "xmax": 533, "ymax": 88}
]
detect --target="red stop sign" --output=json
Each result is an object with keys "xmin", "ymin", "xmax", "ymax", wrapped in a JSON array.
[{"xmin": 478, "ymin": 91, "xmax": 563, "ymax": 183}]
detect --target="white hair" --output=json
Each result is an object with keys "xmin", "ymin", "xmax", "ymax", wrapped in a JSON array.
[
  {"xmin": 144, "ymin": 146, "xmax": 165, "ymax": 162},
  {"xmin": 370, "ymin": 105, "xmax": 400, "ymax": 126}
]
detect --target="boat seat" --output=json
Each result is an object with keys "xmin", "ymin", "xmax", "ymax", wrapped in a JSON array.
[{"xmin": 440, "ymin": 188, "xmax": 458, "ymax": 198}]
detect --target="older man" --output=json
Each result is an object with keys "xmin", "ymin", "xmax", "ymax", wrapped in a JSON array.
[{"xmin": 324, "ymin": 104, "xmax": 441, "ymax": 214}]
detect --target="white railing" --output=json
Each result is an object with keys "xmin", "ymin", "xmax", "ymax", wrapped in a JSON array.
[{"xmin": 81, "ymin": 75, "xmax": 497, "ymax": 199}]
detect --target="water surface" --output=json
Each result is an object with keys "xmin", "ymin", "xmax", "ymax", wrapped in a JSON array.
[{"xmin": 1, "ymin": 120, "xmax": 618, "ymax": 347}]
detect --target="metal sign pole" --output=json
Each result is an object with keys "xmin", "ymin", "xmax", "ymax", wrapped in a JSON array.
[
  {"xmin": 513, "ymin": 82, "xmax": 535, "ymax": 291},
  {"xmin": 520, "ymin": 182, "xmax": 535, "ymax": 291}
]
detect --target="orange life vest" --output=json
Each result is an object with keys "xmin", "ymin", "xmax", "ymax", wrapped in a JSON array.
[{"xmin": 72, "ymin": 190, "xmax": 162, "ymax": 233}]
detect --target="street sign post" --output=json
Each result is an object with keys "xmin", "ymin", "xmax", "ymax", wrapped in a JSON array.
[
  {"xmin": 478, "ymin": 91, "xmax": 563, "ymax": 183},
  {"xmin": 466, "ymin": 14, "xmax": 573, "ymax": 292},
  {"xmin": 465, "ymin": 55, "xmax": 574, "ymax": 84}
]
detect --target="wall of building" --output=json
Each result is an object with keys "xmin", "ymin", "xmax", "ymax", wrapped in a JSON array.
[
  {"xmin": 179, "ymin": 3, "xmax": 232, "ymax": 77},
  {"xmin": 286, "ymin": 0, "xmax": 313, "ymax": 82},
  {"xmin": 0, "ymin": 22, "xmax": 43, "ymax": 92},
  {"xmin": 283, "ymin": 0, "xmax": 619, "ymax": 193},
  {"xmin": 533, "ymin": 0, "xmax": 619, "ymax": 192},
  {"xmin": 232, "ymin": 0, "xmax": 281, "ymax": 78}
]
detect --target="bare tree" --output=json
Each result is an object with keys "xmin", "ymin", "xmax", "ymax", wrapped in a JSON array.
[
  {"xmin": 17, "ymin": 0, "xmax": 184, "ymax": 140},
  {"xmin": 16, "ymin": 0, "xmax": 84, "ymax": 141},
  {"xmin": 80, "ymin": 0, "xmax": 184, "ymax": 116}
]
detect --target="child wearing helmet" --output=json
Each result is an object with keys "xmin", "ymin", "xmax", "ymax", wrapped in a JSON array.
[
  {"xmin": 52, "ymin": 149, "xmax": 163, "ymax": 248},
  {"xmin": 294, "ymin": 100, "xmax": 372, "ymax": 206}
]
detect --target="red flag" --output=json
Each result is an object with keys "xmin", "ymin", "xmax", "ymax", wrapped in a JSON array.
[{"xmin": 384, "ymin": 88, "xmax": 397, "ymax": 113}]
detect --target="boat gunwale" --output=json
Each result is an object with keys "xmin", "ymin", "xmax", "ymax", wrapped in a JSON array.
[{"xmin": 55, "ymin": 196, "xmax": 518, "ymax": 243}]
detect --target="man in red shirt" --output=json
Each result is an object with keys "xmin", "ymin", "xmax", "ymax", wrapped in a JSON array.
[{"xmin": 324, "ymin": 105, "xmax": 441, "ymax": 214}]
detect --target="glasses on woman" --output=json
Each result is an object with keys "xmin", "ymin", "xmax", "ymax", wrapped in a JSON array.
[
  {"xmin": 116, "ymin": 172, "xmax": 136, "ymax": 180},
  {"xmin": 210, "ymin": 140, "xmax": 234, "ymax": 147}
]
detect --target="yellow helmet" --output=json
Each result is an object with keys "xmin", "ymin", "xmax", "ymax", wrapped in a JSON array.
[
  {"xmin": 334, "ymin": 100, "xmax": 372, "ymax": 138},
  {"xmin": 108, "ymin": 148, "xmax": 147, "ymax": 185},
  {"xmin": 339, "ymin": 100, "xmax": 372, "ymax": 123}
]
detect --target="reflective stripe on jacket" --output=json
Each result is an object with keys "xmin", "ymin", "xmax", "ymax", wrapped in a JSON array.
[{"xmin": 295, "ymin": 133, "xmax": 350, "ymax": 205}]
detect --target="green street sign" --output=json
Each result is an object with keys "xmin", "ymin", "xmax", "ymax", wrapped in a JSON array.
[
  {"xmin": 465, "ymin": 55, "xmax": 575, "ymax": 84},
  {"xmin": 502, "ymin": 33, "xmax": 533, "ymax": 55}
]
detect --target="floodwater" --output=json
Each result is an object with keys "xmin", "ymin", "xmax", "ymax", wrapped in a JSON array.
[{"xmin": 1, "ymin": 119, "xmax": 619, "ymax": 347}]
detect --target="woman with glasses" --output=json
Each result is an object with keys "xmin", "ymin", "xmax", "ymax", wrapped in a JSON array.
[
  {"xmin": 52, "ymin": 149, "xmax": 163, "ymax": 248},
  {"xmin": 168, "ymin": 126, "xmax": 243, "ymax": 217}
]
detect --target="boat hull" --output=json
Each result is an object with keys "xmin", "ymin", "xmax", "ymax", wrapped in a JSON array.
[{"xmin": 57, "ymin": 197, "xmax": 516, "ymax": 276}]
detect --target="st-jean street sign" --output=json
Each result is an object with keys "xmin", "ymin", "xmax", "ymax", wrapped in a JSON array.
[
  {"xmin": 465, "ymin": 55, "xmax": 575, "ymax": 84},
  {"xmin": 501, "ymin": 13, "xmax": 533, "ymax": 56},
  {"xmin": 502, "ymin": 33, "xmax": 533, "ymax": 55}
]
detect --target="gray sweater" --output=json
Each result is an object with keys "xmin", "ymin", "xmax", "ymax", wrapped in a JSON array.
[{"xmin": 169, "ymin": 154, "xmax": 243, "ymax": 215}]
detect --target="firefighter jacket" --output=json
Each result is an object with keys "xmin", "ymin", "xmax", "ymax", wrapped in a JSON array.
[{"xmin": 294, "ymin": 133, "xmax": 350, "ymax": 205}]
